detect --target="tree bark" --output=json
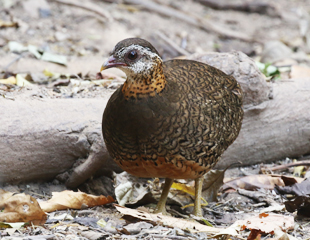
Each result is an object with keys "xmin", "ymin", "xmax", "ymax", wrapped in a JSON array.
[
  {"xmin": 218, "ymin": 77, "xmax": 310, "ymax": 168},
  {"xmin": 0, "ymin": 97, "xmax": 120, "ymax": 185}
]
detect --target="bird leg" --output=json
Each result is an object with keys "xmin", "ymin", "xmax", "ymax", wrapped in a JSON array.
[
  {"xmin": 154, "ymin": 178, "xmax": 174, "ymax": 214},
  {"xmin": 194, "ymin": 176, "xmax": 204, "ymax": 217}
]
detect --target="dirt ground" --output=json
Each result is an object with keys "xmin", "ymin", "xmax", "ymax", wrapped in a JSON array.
[{"xmin": 1, "ymin": 0, "xmax": 310, "ymax": 239}]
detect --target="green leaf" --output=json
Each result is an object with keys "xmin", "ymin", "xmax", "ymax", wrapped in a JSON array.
[
  {"xmin": 266, "ymin": 65, "xmax": 278, "ymax": 75},
  {"xmin": 256, "ymin": 61, "xmax": 280, "ymax": 79}
]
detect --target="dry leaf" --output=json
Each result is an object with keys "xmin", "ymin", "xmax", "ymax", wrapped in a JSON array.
[
  {"xmin": 0, "ymin": 20, "xmax": 18, "ymax": 28},
  {"xmin": 0, "ymin": 76, "xmax": 17, "ymax": 85},
  {"xmin": 171, "ymin": 182, "xmax": 195, "ymax": 196},
  {"xmin": 41, "ymin": 52, "xmax": 67, "ymax": 66},
  {"xmin": 0, "ymin": 74, "xmax": 32, "ymax": 86},
  {"xmin": 120, "ymin": 222, "xmax": 153, "ymax": 235},
  {"xmin": 114, "ymin": 172, "xmax": 150, "ymax": 206},
  {"xmin": 16, "ymin": 74, "xmax": 32, "ymax": 86},
  {"xmin": 232, "ymin": 213, "xmax": 294, "ymax": 238},
  {"xmin": 284, "ymin": 196, "xmax": 310, "ymax": 216},
  {"xmin": 222, "ymin": 175, "xmax": 285, "ymax": 191},
  {"xmin": 290, "ymin": 65, "xmax": 310, "ymax": 79},
  {"xmin": 8, "ymin": 41, "xmax": 28, "ymax": 53},
  {"xmin": 273, "ymin": 174, "xmax": 304, "ymax": 185},
  {"xmin": 115, "ymin": 205, "xmax": 223, "ymax": 235},
  {"xmin": 80, "ymin": 230, "xmax": 109, "ymax": 240},
  {"xmin": 275, "ymin": 177, "xmax": 310, "ymax": 196},
  {"xmin": 0, "ymin": 189, "xmax": 14, "ymax": 202},
  {"xmin": 39, "ymin": 190, "xmax": 114, "ymax": 212},
  {"xmin": 115, "ymin": 182, "xmax": 134, "ymax": 206},
  {"xmin": 0, "ymin": 190, "xmax": 47, "ymax": 225}
]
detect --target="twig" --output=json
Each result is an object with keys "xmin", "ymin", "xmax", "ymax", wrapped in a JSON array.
[
  {"xmin": 123, "ymin": 0, "xmax": 257, "ymax": 43},
  {"xmin": 155, "ymin": 31, "xmax": 191, "ymax": 56},
  {"xmin": 149, "ymin": 234, "xmax": 189, "ymax": 240},
  {"xmin": 262, "ymin": 160, "xmax": 310, "ymax": 171},
  {"xmin": 48, "ymin": 0, "xmax": 112, "ymax": 22},
  {"xmin": 4, "ymin": 54, "xmax": 23, "ymax": 72},
  {"xmin": 237, "ymin": 188, "xmax": 269, "ymax": 203},
  {"xmin": 194, "ymin": 0, "xmax": 280, "ymax": 17},
  {"xmin": 2, "ymin": 94, "xmax": 15, "ymax": 101},
  {"xmin": 212, "ymin": 198, "xmax": 234, "ymax": 210}
]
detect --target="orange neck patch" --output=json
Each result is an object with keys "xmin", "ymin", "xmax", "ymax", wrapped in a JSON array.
[{"xmin": 122, "ymin": 63, "xmax": 166, "ymax": 100}]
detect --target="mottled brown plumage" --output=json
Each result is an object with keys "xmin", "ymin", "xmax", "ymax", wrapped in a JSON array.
[{"xmin": 101, "ymin": 38, "xmax": 243, "ymax": 216}]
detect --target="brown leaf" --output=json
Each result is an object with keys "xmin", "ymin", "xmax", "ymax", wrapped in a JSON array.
[
  {"xmin": 222, "ymin": 175, "xmax": 285, "ymax": 191},
  {"xmin": 0, "ymin": 189, "xmax": 14, "ymax": 203},
  {"xmin": 274, "ymin": 177, "xmax": 310, "ymax": 196},
  {"xmin": 248, "ymin": 229, "xmax": 262, "ymax": 240},
  {"xmin": 290, "ymin": 65, "xmax": 310, "ymax": 79},
  {"xmin": 39, "ymin": 190, "xmax": 114, "ymax": 212},
  {"xmin": 0, "ymin": 190, "xmax": 47, "ymax": 225},
  {"xmin": 115, "ymin": 204, "xmax": 221, "ymax": 234},
  {"xmin": 284, "ymin": 196, "xmax": 310, "ymax": 216},
  {"xmin": 233, "ymin": 213, "xmax": 294, "ymax": 235},
  {"xmin": 0, "ymin": 20, "xmax": 18, "ymax": 28},
  {"xmin": 259, "ymin": 213, "xmax": 269, "ymax": 218}
]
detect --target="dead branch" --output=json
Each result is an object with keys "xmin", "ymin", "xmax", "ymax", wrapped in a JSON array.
[
  {"xmin": 49, "ymin": 0, "xmax": 112, "ymax": 22},
  {"xmin": 237, "ymin": 189, "xmax": 276, "ymax": 206},
  {"xmin": 65, "ymin": 137, "xmax": 112, "ymax": 188},
  {"xmin": 262, "ymin": 160, "xmax": 310, "ymax": 172},
  {"xmin": 155, "ymin": 31, "xmax": 190, "ymax": 56},
  {"xmin": 194, "ymin": 0, "xmax": 280, "ymax": 17},
  {"xmin": 122, "ymin": 0, "xmax": 258, "ymax": 43}
]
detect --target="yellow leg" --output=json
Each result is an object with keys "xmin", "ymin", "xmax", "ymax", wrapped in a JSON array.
[
  {"xmin": 194, "ymin": 176, "xmax": 204, "ymax": 217},
  {"xmin": 154, "ymin": 178, "xmax": 174, "ymax": 214}
]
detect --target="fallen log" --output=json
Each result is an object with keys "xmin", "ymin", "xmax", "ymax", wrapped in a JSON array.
[
  {"xmin": 0, "ymin": 97, "xmax": 120, "ymax": 184},
  {"xmin": 1, "ymin": 52, "xmax": 309, "ymax": 186},
  {"xmin": 220, "ymin": 77, "xmax": 310, "ymax": 168}
]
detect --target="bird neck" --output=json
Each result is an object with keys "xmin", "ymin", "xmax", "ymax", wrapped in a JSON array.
[{"xmin": 122, "ymin": 63, "xmax": 166, "ymax": 100}]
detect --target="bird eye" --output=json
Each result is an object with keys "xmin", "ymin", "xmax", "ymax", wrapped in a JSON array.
[{"xmin": 127, "ymin": 50, "xmax": 138, "ymax": 61}]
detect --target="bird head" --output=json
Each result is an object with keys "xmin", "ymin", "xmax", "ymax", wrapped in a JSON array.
[{"xmin": 101, "ymin": 38, "xmax": 162, "ymax": 77}]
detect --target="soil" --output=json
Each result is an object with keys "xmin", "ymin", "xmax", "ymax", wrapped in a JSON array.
[{"xmin": 1, "ymin": 0, "xmax": 310, "ymax": 239}]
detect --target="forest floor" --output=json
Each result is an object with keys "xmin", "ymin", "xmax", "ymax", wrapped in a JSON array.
[{"xmin": 1, "ymin": 0, "xmax": 310, "ymax": 239}]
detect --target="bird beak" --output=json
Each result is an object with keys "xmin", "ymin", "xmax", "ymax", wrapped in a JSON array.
[{"xmin": 100, "ymin": 56, "xmax": 127, "ymax": 71}]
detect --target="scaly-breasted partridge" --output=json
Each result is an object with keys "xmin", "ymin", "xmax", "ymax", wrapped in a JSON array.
[{"xmin": 101, "ymin": 38, "xmax": 243, "ymax": 216}]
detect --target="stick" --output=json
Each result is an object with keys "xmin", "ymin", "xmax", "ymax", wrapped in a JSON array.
[
  {"xmin": 123, "ymin": 0, "xmax": 257, "ymax": 43},
  {"xmin": 262, "ymin": 160, "xmax": 310, "ymax": 171},
  {"xmin": 4, "ymin": 54, "xmax": 23, "ymax": 71},
  {"xmin": 155, "ymin": 31, "xmax": 191, "ymax": 56},
  {"xmin": 49, "ymin": 0, "xmax": 112, "ymax": 22},
  {"xmin": 194, "ymin": 0, "xmax": 280, "ymax": 17}
]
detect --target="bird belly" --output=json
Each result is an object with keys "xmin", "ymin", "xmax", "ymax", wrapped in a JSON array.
[{"xmin": 114, "ymin": 156, "xmax": 211, "ymax": 179}]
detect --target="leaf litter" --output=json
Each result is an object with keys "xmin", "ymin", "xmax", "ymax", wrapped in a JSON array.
[{"xmin": 3, "ymin": 159, "xmax": 307, "ymax": 240}]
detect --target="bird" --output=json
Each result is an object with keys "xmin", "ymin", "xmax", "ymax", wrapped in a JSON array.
[{"xmin": 100, "ymin": 38, "xmax": 243, "ymax": 216}]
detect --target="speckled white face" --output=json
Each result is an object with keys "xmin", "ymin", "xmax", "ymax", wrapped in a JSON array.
[{"xmin": 115, "ymin": 44, "xmax": 161, "ymax": 75}]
